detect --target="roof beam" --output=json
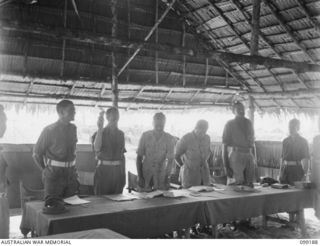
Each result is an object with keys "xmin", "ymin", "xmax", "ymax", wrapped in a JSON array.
[
  {"xmin": 117, "ymin": 0, "xmax": 176, "ymax": 77},
  {"xmin": 263, "ymin": 0, "xmax": 316, "ymax": 63},
  {"xmin": 230, "ymin": 0, "xmax": 309, "ymax": 89},
  {"xmin": 0, "ymin": 73, "xmax": 241, "ymax": 94},
  {"xmin": 2, "ymin": 21, "xmax": 320, "ymax": 73},
  {"xmin": 208, "ymin": 0, "xmax": 279, "ymax": 92}
]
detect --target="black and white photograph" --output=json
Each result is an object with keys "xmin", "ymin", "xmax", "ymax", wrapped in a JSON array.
[{"xmin": 0, "ymin": 0, "xmax": 320, "ymax": 243}]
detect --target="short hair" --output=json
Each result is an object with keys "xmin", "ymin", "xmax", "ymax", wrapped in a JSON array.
[
  {"xmin": 106, "ymin": 107, "xmax": 119, "ymax": 117},
  {"xmin": 289, "ymin": 118, "xmax": 300, "ymax": 129},
  {"xmin": 56, "ymin": 100, "xmax": 74, "ymax": 113},
  {"xmin": 153, "ymin": 112, "xmax": 166, "ymax": 121},
  {"xmin": 195, "ymin": 119, "xmax": 209, "ymax": 130}
]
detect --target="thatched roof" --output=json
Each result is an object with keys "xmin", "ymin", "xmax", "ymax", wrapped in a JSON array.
[{"xmin": 0, "ymin": 0, "xmax": 320, "ymax": 113}]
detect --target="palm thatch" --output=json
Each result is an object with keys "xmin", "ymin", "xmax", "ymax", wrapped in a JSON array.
[{"xmin": 0, "ymin": 0, "xmax": 319, "ymax": 113}]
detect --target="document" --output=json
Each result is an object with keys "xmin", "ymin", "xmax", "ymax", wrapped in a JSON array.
[
  {"xmin": 63, "ymin": 195, "xmax": 91, "ymax": 205},
  {"xmin": 132, "ymin": 190, "xmax": 164, "ymax": 199},
  {"xmin": 163, "ymin": 190, "xmax": 188, "ymax": 198},
  {"xmin": 188, "ymin": 186, "xmax": 214, "ymax": 192},
  {"xmin": 104, "ymin": 194, "xmax": 139, "ymax": 201}
]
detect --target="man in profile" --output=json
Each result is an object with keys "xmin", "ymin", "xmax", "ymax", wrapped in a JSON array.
[
  {"xmin": 33, "ymin": 100, "xmax": 79, "ymax": 214},
  {"xmin": 136, "ymin": 112, "xmax": 174, "ymax": 191},
  {"xmin": 175, "ymin": 120, "xmax": 211, "ymax": 188},
  {"xmin": 222, "ymin": 101, "xmax": 256, "ymax": 187}
]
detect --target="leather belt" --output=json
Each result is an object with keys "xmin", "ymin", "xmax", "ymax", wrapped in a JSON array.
[
  {"xmin": 284, "ymin": 160, "xmax": 301, "ymax": 166},
  {"xmin": 48, "ymin": 159, "xmax": 76, "ymax": 168},
  {"xmin": 232, "ymin": 146, "xmax": 251, "ymax": 153},
  {"xmin": 98, "ymin": 160, "xmax": 121, "ymax": 166}
]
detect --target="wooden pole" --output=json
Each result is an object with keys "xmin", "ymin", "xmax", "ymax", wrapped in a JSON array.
[
  {"xmin": 111, "ymin": 0, "xmax": 118, "ymax": 108},
  {"xmin": 60, "ymin": 0, "xmax": 68, "ymax": 78},
  {"xmin": 182, "ymin": 22, "xmax": 186, "ymax": 87},
  {"xmin": 126, "ymin": 0, "xmax": 131, "ymax": 84},
  {"xmin": 117, "ymin": 0, "xmax": 176, "ymax": 77},
  {"xmin": 155, "ymin": 0, "xmax": 159, "ymax": 85},
  {"xmin": 250, "ymin": 0, "xmax": 261, "ymax": 57}
]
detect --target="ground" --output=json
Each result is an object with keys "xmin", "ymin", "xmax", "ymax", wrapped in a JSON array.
[{"xmin": 8, "ymin": 208, "xmax": 320, "ymax": 239}]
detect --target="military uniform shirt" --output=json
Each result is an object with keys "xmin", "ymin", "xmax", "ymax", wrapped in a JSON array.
[
  {"xmin": 34, "ymin": 121, "xmax": 77, "ymax": 162},
  {"xmin": 92, "ymin": 126, "xmax": 126, "ymax": 161},
  {"xmin": 137, "ymin": 130, "xmax": 174, "ymax": 189},
  {"xmin": 222, "ymin": 116, "xmax": 254, "ymax": 148},
  {"xmin": 282, "ymin": 134, "xmax": 309, "ymax": 162}
]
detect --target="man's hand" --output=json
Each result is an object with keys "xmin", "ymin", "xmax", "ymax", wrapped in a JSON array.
[
  {"xmin": 225, "ymin": 166, "xmax": 233, "ymax": 178},
  {"xmin": 138, "ymin": 176, "xmax": 145, "ymax": 188},
  {"xmin": 97, "ymin": 111, "xmax": 104, "ymax": 130}
]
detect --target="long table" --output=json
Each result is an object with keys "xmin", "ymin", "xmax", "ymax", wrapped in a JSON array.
[{"xmin": 23, "ymin": 187, "xmax": 314, "ymax": 238}]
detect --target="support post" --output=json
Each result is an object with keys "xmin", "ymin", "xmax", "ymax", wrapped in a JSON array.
[
  {"xmin": 250, "ymin": 0, "xmax": 261, "ymax": 57},
  {"xmin": 182, "ymin": 22, "xmax": 186, "ymax": 87},
  {"xmin": 155, "ymin": 0, "xmax": 159, "ymax": 85},
  {"xmin": 60, "ymin": 0, "xmax": 68, "ymax": 78},
  {"xmin": 111, "ymin": 0, "xmax": 118, "ymax": 108}
]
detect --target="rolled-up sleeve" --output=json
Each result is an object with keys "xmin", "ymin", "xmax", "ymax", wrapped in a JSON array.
[
  {"xmin": 222, "ymin": 121, "xmax": 232, "ymax": 145},
  {"xmin": 175, "ymin": 135, "xmax": 188, "ymax": 157},
  {"xmin": 137, "ymin": 133, "xmax": 146, "ymax": 156}
]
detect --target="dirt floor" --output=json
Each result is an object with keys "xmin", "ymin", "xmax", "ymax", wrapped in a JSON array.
[{"xmin": 9, "ymin": 208, "xmax": 320, "ymax": 239}]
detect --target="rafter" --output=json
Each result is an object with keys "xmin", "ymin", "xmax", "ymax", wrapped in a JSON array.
[
  {"xmin": 229, "ymin": 0, "xmax": 309, "ymax": 89},
  {"xmin": 295, "ymin": 0, "xmax": 320, "ymax": 35},
  {"xmin": 117, "ymin": 0, "xmax": 177, "ymax": 77},
  {"xmin": 263, "ymin": 0, "xmax": 316, "ymax": 63}
]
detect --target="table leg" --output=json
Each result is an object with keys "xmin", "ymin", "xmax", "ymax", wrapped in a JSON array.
[
  {"xmin": 262, "ymin": 215, "xmax": 268, "ymax": 228},
  {"xmin": 184, "ymin": 228, "xmax": 190, "ymax": 239},
  {"xmin": 211, "ymin": 225, "xmax": 218, "ymax": 239},
  {"xmin": 297, "ymin": 209, "xmax": 307, "ymax": 238}
]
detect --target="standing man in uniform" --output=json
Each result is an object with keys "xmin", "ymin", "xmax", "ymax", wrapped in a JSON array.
[
  {"xmin": 136, "ymin": 112, "xmax": 174, "ymax": 191},
  {"xmin": 280, "ymin": 119, "xmax": 309, "ymax": 185},
  {"xmin": 175, "ymin": 120, "xmax": 211, "ymax": 188},
  {"xmin": 33, "ymin": 100, "xmax": 79, "ymax": 214},
  {"xmin": 312, "ymin": 117, "xmax": 320, "ymax": 220},
  {"xmin": 222, "ymin": 101, "xmax": 256, "ymax": 187},
  {"xmin": 92, "ymin": 107, "xmax": 126, "ymax": 195},
  {"xmin": 280, "ymin": 118, "xmax": 310, "ymax": 225},
  {"xmin": 0, "ymin": 105, "xmax": 9, "ymax": 238}
]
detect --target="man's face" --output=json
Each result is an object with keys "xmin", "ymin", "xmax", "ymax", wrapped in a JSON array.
[
  {"xmin": 60, "ymin": 104, "xmax": 76, "ymax": 122},
  {"xmin": 107, "ymin": 111, "xmax": 119, "ymax": 126},
  {"xmin": 153, "ymin": 118, "xmax": 165, "ymax": 132},
  {"xmin": 0, "ymin": 112, "xmax": 7, "ymax": 138},
  {"xmin": 234, "ymin": 103, "xmax": 245, "ymax": 117}
]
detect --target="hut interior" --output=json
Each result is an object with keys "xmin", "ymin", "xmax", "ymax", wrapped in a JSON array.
[{"xmin": 0, "ymin": 0, "xmax": 320, "ymax": 239}]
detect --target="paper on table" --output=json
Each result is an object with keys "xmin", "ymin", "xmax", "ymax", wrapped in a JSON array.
[
  {"xmin": 63, "ymin": 195, "xmax": 91, "ymax": 205},
  {"xmin": 188, "ymin": 186, "xmax": 214, "ymax": 192},
  {"xmin": 132, "ymin": 190, "xmax": 164, "ymax": 199},
  {"xmin": 104, "ymin": 194, "xmax": 139, "ymax": 201},
  {"xmin": 163, "ymin": 190, "xmax": 188, "ymax": 198}
]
